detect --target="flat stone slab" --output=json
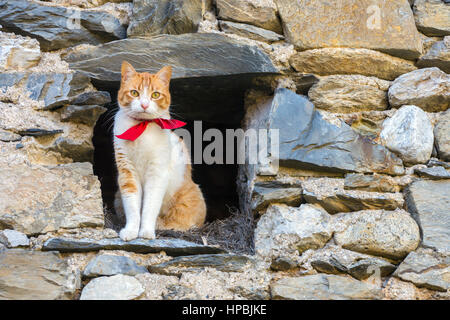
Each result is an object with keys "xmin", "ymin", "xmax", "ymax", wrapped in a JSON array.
[
  {"xmin": 80, "ymin": 274, "xmax": 144, "ymax": 300},
  {"xmin": 42, "ymin": 237, "xmax": 227, "ymax": 256},
  {"xmin": 148, "ymin": 254, "xmax": 254, "ymax": 276},
  {"xmin": 83, "ymin": 254, "xmax": 148, "ymax": 278}
]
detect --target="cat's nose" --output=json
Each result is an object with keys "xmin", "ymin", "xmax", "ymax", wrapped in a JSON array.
[{"xmin": 141, "ymin": 103, "xmax": 149, "ymax": 110}]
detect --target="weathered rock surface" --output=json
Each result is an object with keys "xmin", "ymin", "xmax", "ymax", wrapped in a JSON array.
[
  {"xmin": 394, "ymin": 249, "xmax": 450, "ymax": 291},
  {"xmin": 42, "ymin": 237, "xmax": 227, "ymax": 256},
  {"xmin": 216, "ymin": 0, "xmax": 282, "ymax": 34},
  {"xmin": 415, "ymin": 166, "xmax": 450, "ymax": 179},
  {"xmin": 333, "ymin": 209, "xmax": 421, "ymax": 261},
  {"xmin": 254, "ymin": 204, "xmax": 333, "ymax": 258},
  {"xmin": 417, "ymin": 36, "xmax": 450, "ymax": 73},
  {"xmin": 290, "ymin": 48, "xmax": 417, "ymax": 81},
  {"xmin": 0, "ymin": 163, "xmax": 104, "ymax": 235},
  {"xmin": 60, "ymin": 105, "xmax": 107, "ymax": 126},
  {"xmin": 413, "ymin": 0, "xmax": 450, "ymax": 36},
  {"xmin": 271, "ymin": 274, "xmax": 382, "ymax": 300},
  {"xmin": 80, "ymin": 274, "xmax": 144, "ymax": 300},
  {"xmin": 219, "ymin": 20, "xmax": 284, "ymax": 43},
  {"xmin": 388, "ymin": 68, "xmax": 450, "ymax": 112},
  {"xmin": 0, "ymin": 130, "xmax": 21, "ymax": 142},
  {"xmin": 435, "ymin": 109, "xmax": 450, "ymax": 161},
  {"xmin": 251, "ymin": 180, "xmax": 302, "ymax": 214},
  {"xmin": 277, "ymin": 0, "xmax": 422, "ymax": 60},
  {"xmin": 0, "ymin": 249, "xmax": 79, "ymax": 300},
  {"xmin": 308, "ymin": 75, "xmax": 391, "ymax": 113},
  {"xmin": 243, "ymin": 88, "xmax": 404, "ymax": 175},
  {"xmin": 0, "ymin": 32, "xmax": 40, "ymax": 71},
  {"xmin": 83, "ymin": 254, "xmax": 148, "ymax": 278},
  {"xmin": 303, "ymin": 178, "xmax": 404, "ymax": 214},
  {"xmin": 0, "ymin": 0, "xmax": 126, "ymax": 51},
  {"xmin": 64, "ymin": 33, "xmax": 277, "ymax": 85},
  {"xmin": 270, "ymin": 257, "xmax": 297, "ymax": 271},
  {"xmin": 344, "ymin": 174, "xmax": 402, "ymax": 193},
  {"xmin": 0, "ymin": 229, "xmax": 29, "ymax": 248},
  {"xmin": 380, "ymin": 105, "xmax": 434, "ymax": 164},
  {"xmin": 309, "ymin": 246, "xmax": 396, "ymax": 280},
  {"xmin": 127, "ymin": 0, "xmax": 208, "ymax": 37},
  {"xmin": 405, "ymin": 180, "xmax": 450, "ymax": 254},
  {"xmin": 148, "ymin": 254, "xmax": 254, "ymax": 276}
]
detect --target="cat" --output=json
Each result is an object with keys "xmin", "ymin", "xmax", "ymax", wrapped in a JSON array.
[{"xmin": 113, "ymin": 61, "xmax": 206, "ymax": 241}]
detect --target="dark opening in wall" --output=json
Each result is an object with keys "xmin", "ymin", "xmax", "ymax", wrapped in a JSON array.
[{"xmin": 92, "ymin": 77, "xmax": 251, "ymax": 239}]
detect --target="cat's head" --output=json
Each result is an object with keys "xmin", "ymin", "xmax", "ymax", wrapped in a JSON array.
[{"xmin": 118, "ymin": 61, "xmax": 172, "ymax": 120}]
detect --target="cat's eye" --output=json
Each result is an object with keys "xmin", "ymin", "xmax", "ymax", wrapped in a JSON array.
[
  {"xmin": 130, "ymin": 90, "xmax": 139, "ymax": 97},
  {"xmin": 151, "ymin": 92, "xmax": 161, "ymax": 99}
]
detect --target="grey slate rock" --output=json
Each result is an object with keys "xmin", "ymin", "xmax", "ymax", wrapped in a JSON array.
[
  {"xmin": 405, "ymin": 180, "xmax": 450, "ymax": 254},
  {"xmin": 0, "ymin": 130, "xmax": 21, "ymax": 142},
  {"xmin": 394, "ymin": 249, "xmax": 450, "ymax": 292},
  {"xmin": 0, "ymin": 0, "xmax": 126, "ymax": 51},
  {"xmin": 417, "ymin": 36, "xmax": 450, "ymax": 73},
  {"xmin": 42, "ymin": 237, "xmax": 227, "ymax": 256},
  {"xmin": 0, "ymin": 229, "xmax": 30, "ymax": 248},
  {"xmin": 83, "ymin": 254, "xmax": 148, "ymax": 278},
  {"xmin": 256, "ymin": 88, "xmax": 404, "ymax": 175},
  {"xmin": 60, "ymin": 105, "xmax": 107, "ymax": 126},
  {"xmin": 127, "ymin": 0, "xmax": 209, "ymax": 37},
  {"xmin": 148, "ymin": 254, "xmax": 254, "ymax": 276},
  {"xmin": 219, "ymin": 20, "xmax": 284, "ymax": 43},
  {"xmin": 64, "ymin": 33, "xmax": 277, "ymax": 84},
  {"xmin": 414, "ymin": 166, "xmax": 450, "ymax": 179}
]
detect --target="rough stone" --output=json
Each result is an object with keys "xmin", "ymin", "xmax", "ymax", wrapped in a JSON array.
[
  {"xmin": 0, "ymin": 163, "xmax": 104, "ymax": 235},
  {"xmin": 413, "ymin": 0, "xmax": 450, "ymax": 36},
  {"xmin": 42, "ymin": 237, "xmax": 227, "ymax": 256},
  {"xmin": 394, "ymin": 248, "xmax": 450, "ymax": 291},
  {"xmin": 388, "ymin": 67, "xmax": 450, "ymax": 112},
  {"xmin": 290, "ymin": 48, "xmax": 417, "ymax": 81},
  {"xmin": 0, "ymin": 0, "xmax": 127, "ymax": 51},
  {"xmin": 270, "ymin": 257, "xmax": 297, "ymax": 271},
  {"xmin": 60, "ymin": 105, "xmax": 107, "ymax": 126},
  {"xmin": 417, "ymin": 36, "xmax": 450, "ymax": 73},
  {"xmin": 80, "ymin": 274, "xmax": 144, "ymax": 300},
  {"xmin": 271, "ymin": 274, "xmax": 382, "ymax": 300},
  {"xmin": 148, "ymin": 254, "xmax": 254, "ymax": 276},
  {"xmin": 0, "ymin": 32, "xmax": 40, "ymax": 71},
  {"xmin": 333, "ymin": 209, "xmax": 421, "ymax": 261},
  {"xmin": 344, "ymin": 174, "xmax": 402, "ymax": 193},
  {"xmin": 405, "ymin": 180, "xmax": 450, "ymax": 254},
  {"xmin": 0, "ymin": 130, "xmax": 21, "ymax": 142},
  {"xmin": 254, "ymin": 204, "xmax": 333, "ymax": 259},
  {"xmin": 216, "ymin": 0, "xmax": 282, "ymax": 34},
  {"xmin": 435, "ymin": 109, "xmax": 450, "ymax": 161},
  {"xmin": 303, "ymin": 178, "xmax": 404, "ymax": 214},
  {"xmin": 415, "ymin": 166, "xmax": 450, "ymax": 179},
  {"xmin": 0, "ymin": 229, "xmax": 30, "ymax": 248},
  {"xmin": 309, "ymin": 246, "xmax": 396, "ymax": 280},
  {"xmin": 83, "ymin": 254, "xmax": 148, "ymax": 278},
  {"xmin": 127, "ymin": 0, "xmax": 209, "ymax": 37},
  {"xmin": 308, "ymin": 75, "xmax": 391, "ymax": 113},
  {"xmin": 380, "ymin": 105, "xmax": 434, "ymax": 164},
  {"xmin": 242, "ymin": 88, "xmax": 404, "ymax": 175},
  {"xmin": 0, "ymin": 249, "xmax": 79, "ymax": 300},
  {"xmin": 277, "ymin": 0, "xmax": 422, "ymax": 60},
  {"xmin": 251, "ymin": 180, "xmax": 302, "ymax": 214},
  {"xmin": 219, "ymin": 21, "xmax": 284, "ymax": 43}
]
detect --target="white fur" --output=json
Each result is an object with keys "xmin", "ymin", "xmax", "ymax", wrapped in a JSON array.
[{"xmin": 114, "ymin": 107, "xmax": 187, "ymax": 241}]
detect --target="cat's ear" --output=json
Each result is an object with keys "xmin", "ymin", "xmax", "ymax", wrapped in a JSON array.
[
  {"xmin": 121, "ymin": 61, "xmax": 136, "ymax": 82},
  {"xmin": 156, "ymin": 66, "xmax": 172, "ymax": 85}
]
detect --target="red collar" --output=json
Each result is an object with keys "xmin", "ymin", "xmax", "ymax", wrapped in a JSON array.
[{"xmin": 115, "ymin": 118, "xmax": 186, "ymax": 141}]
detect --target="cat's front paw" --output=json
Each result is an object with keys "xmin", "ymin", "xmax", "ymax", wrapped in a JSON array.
[
  {"xmin": 138, "ymin": 228, "xmax": 156, "ymax": 240},
  {"xmin": 119, "ymin": 227, "xmax": 139, "ymax": 241}
]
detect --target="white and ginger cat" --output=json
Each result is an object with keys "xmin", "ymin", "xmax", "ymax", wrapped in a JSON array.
[{"xmin": 113, "ymin": 61, "xmax": 206, "ymax": 241}]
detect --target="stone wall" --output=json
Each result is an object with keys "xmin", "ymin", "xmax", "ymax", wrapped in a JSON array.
[{"xmin": 0, "ymin": 0, "xmax": 449, "ymax": 300}]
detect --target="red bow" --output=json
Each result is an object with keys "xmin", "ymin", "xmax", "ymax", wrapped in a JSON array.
[{"xmin": 116, "ymin": 118, "xmax": 187, "ymax": 141}]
